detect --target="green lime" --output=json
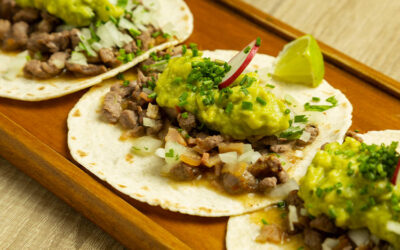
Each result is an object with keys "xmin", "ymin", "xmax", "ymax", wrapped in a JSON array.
[{"xmin": 273, "ymin": 34, "xmax": 324, "ymax": 87}]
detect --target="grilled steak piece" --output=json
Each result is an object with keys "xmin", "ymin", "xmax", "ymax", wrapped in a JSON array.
[
  {"xmin": 297, "ymin": 124, "xmax": 319, "ymax": 146},
  {"xmin": 24, "ymin": 51, "xmax": 68, "ymax": 78},
  {"xmin": 169, "ymin": 162, "xmax": 201, "ymax": 181},
  {"xmin": 177, "ymin": 112, "xmax": 196, "ymax": 132},
  {"xmin": 66, "ymin": 62, "xmax": 107, "ymax": 76},
  {"xmin": 36, "ymin": 11, "xmax": 60, "ymax": 33},
  {"xmin": 102, "ymin": 91, "xmax": 123, "ymax": 123},
  {"xmin": 99, "ymin": 48, "xmax": 121, "ymax": 68},
  {"xmin": 304, "ymin": 228, "xmax": 323, "ymax": 250},
  {"xmin": 13, "ymin": 7, "xmax": 39, "ymax": 23},
  {"xmin": 28, "ymin": 30, "xmax": 71, "ymax": 53},
  {"xmin": 0, "ymin": 0, "xmax": 19, "ymax": 20},
  {"xmin": 192, "ymin": 135, "xmax": 224, "ymax": 154},
  {"xmin": 310, "ymin": 214, "xmax": 339, "ymax": 234},
  {"xmin": 0, "ymin": 19, "xmax": 10, "ymax": 40},
  {"xmin": 119, "ymin": 110, "xmax": 138, "ymax": 129},
  {"xmin": 221, "ymin": 170, "xmax": 257, "ymax": 194},
  {"xmin": 3, "ymin": 21, "xmax": 28, "ymax": 50}
]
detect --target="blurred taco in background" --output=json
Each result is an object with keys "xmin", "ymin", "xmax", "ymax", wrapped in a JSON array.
[{"xmin": 0, "ymin": 0, "xmax": 193, "ymax": 100}]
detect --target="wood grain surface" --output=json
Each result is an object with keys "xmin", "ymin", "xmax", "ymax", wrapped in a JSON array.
[
  {"xmin": 0, "ymin": 0, "xmax": 399, "ymax": 249},
  {"xmin": 243, "ymin": 0, "xmax": 400, "ymax": 82}
]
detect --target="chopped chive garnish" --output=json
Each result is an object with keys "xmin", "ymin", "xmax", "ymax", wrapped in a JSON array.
[
  {"xmin": 294, "ymin": 115, "xmax": 308, "ymax": 123},
  {"xmin": 117, "ymin": 0, "xmax": 128, "ymax": 7},
  {"xmin": 225, "ymin": 102, "xmax": 233, "ymax": 114},
  {"xmin": 242, "ymin": 101, "xmax": 253, "ymax": 110},
  {"xmin": 165, "ymin": 149, "xmax": 174, "ymax": 158},
  {"xmin": 181, "ymin": 112, "xmax": 188, "ymax": 118},
  {"xmin": 266, "ymin": 84, "xmax": 275, "ymax": 88},
  {"xmin": 129, "ymin": 28, "xmax": 141, "ymax": 37},
  {"xmin": 244, "ymin": 46, "xmax": 251, "ymax": 54},
  {"xmin": 255, "ymin": 37, "xmax": 261, "ymax": 46},
  {"xmin": 151, "ymin": 31, "xmax": 161, "ymax": 38},
  {"xmin": 109, "ymin": 15, "xmax": 118, "ymax": 25},
  {"xmin": 148, "ymin": 92, "xmax": 157, "ymax": 99},
  {"xmin": 162, "ymin": 33, "xmax": 171, "ymax": 38},
  {"xmin": 117, "ymin": 73, "xmax": 124, "ymax": 80},
  {"xmin": 172, "ymin": 77, "xmax": 183, "ymax": 84},
  {"xmin": 256, "ymin": 97, "xmax": 267, "ymax": 106},
  {"xmin": 105, "ymin": 6, "xmax": 110, "ymax": 11},
  {"xmin": 312, "ymin": 97, "xmax": 320, "ymax": 102},
  {"xmin": 182, "ymin": 45, "xmax": 187, "ymax": 55},
  {"xmin": 261, "ymin": 218, "xmax": 268, "ymax": 225},
  {"xmin": 123, "ymin": 80, "xmax": 130, "ymax": 86},
  {"xmin": 284, "ymin": 109, "xmax": 290, "ymax": 114}
]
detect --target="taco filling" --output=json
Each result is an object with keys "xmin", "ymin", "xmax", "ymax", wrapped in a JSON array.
[
  {"xmin": 248, "ymin": 133, "xmax": 400, "ymax": 249},
  {"xmin": 100, "ymin": 45, "xmax": 333, "ymax": 196},
  {"xmin": 0, "ymin": 0, "xmax": 173, "ymax": 79}
]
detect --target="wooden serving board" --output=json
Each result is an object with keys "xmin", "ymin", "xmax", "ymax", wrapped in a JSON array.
[{"xmin": 0, "ymin": 0, "xmax": 399, "ymax": 249}]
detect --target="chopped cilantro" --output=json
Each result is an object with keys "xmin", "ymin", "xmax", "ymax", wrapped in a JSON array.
[
  {"xmin": 148, "ymin": 92, "xmax": 157, "ymax": 99},
  {"xmin": 312, "ymin": 97, "xmax": 320, "ymax": 102},
  {"xmin": 294, "ymin": 115, "xmax": 308, "ymax": 123},
  {"xmin": 279, "ymin": 126, "xmax": 304, "ymax": 140},
  {"xmin": 261, "ymin": 218, "xmax": 268, "ymax": 225},
  {"xmin": 181, "ymin": 112, "xmax": 188, "ymax": 119}
]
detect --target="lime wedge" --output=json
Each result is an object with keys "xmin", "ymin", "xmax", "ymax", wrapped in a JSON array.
[{"xmin": 273, "ymin": 34, "xmax": 324, "ymax": 87}]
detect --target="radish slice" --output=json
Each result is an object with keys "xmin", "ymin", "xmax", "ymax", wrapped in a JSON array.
[
  {"xmin": 391, "ymin": 158, "xmax": 400, "ymax": 185},
  {"xmin": 218, "ymin": 39, "xmax": 260, "ymax": 89}
]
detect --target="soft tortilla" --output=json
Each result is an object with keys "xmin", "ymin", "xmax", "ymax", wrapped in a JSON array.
[
  {"xmin": 226, "ymin": 130, "xmax": 400, "ymax": 249},
  {"xmin": 67, "ymin": 50, "xmax": 352, "ymax": 217},
  {"xmin": 0, "ymin": 0, "xmax": 193, "ymax": 101}
]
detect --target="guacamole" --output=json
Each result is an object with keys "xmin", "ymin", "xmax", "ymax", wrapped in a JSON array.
[
  {"xmin": 299, "ymin": 137, "xmax": 400, "ymax": 248},
  {"xmin": 155, "ymin": 51, "xmax": 290, "ymax": 139},
  {"xmin": 16, "ymin": 0, "xmax": 124, "ymax": 26}
]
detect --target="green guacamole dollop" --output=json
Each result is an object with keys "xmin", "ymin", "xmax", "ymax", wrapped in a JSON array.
[
  {"xmin": 155, "ymin": 53, "xmax": 290, "ymax": 139},
  {"xmin": 16, "ymin": 0, "xmax": 124, "ymax": 26},
  {"xmin": 299, "ymin": 137, "xmax": 400, "ymax": 248}
]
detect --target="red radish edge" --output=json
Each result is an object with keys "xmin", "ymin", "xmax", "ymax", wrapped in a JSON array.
[
  {"xmin": 391, "ymin": 158, "xmax": 400, "ymax": 185},
  {"xmin": 218, "ymin": 39, "xmax": 260, "ymax": 89}
]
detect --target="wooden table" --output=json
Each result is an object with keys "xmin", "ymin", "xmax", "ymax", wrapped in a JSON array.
[{"xmin": 1, "ymin": 0, "xmax": 399, "ymax": 249}]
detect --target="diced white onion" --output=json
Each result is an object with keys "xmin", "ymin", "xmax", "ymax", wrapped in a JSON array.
[
  {"xmin": 119, "ymin": 17, "xmax": 140, "ymax": 31},
  {"xmin": 267, "ymin": 179, "xmax": 299, "ymax": 198},
  {"xmin": 288, "ymin": 205, "xmax": 298, "ymax": 231},
  {"xmin": 132, "ymin": 5, "xmax": 155, "ymax": 30},
  {"xmin": 294, "ymin": 150, "xmax": 304, "ymax": 158},
  {"xmin": 322, "ymin": 238, "xmax": 339, "ymax": 250},
  {"xmin": 77, "ymin": 28, "xmax": 97, "ymax": 56},
  {"xmin": 131, "ymin": 136, "xmax": 162, "ymax": 156},
  {"xmin": 299, "ymin": 131, "xmax": 311, "ymax": 143},
  {"xmin": 143, "ymin": 117, "xmax": 156, "ymax": 127},
  {"xmin": 387, "ymin": 221, "xmax": 400, "ymax": 235},
  {"xmin": 164, "ymin": 141, "xmax": 188, "ymax": 165},
  {"xmin": 242, "ymin": 144, "xmax": 253, "ymax": 153},
  {"xmin": 284, "ymin": 94, "xmax": 298, "ymax": 106},
  {"xmin": 219, "ymin": 152, "xmax": 238, "ymax": 165},
  {"xmin": 67, "ymin": 52, "xmax": 88, "ymax": 66},
  {"xmin": 238, "ymin": 150, "xmax": 261, "ymax": 164},
  {"xmin": 97, "ymin": 21, "xmax": 133, "ymax": 48},
  {"xmin": 155, "ymin": 148, "xmax": 165, "ymax": 158},
  {"xmin": 348, "ymin": 229, "xmax": 370, "ymax": 246}
]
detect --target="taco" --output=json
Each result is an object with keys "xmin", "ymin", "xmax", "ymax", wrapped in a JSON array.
[
  {"xmin": 67, "ymin": 43, "xmax": 352, "ymax": 216},
  {"xmin": 0, "ymin": 0, "xmax": 193, "ymax": 101},
  {"xmin": 226, "ymin": 130, "xmax": 400, "ymax": 249}
]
